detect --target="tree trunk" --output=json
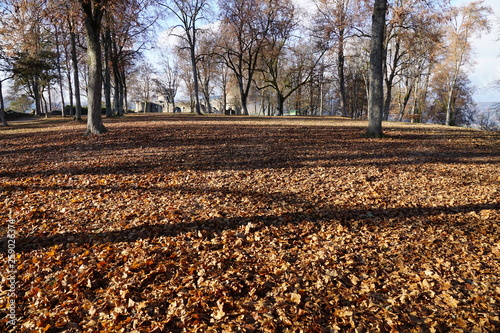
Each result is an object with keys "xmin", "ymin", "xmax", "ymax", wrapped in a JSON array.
[
  {"xmin": 383, "ymin": 40, "xmax": 399, "ymax": 121},
  {"xmin": 237, "ymin": 76, "xmax": 249, "ymax": 116},
  {"xmin": 54, "ymin": 27, "xmax": 66, "ymax": 117},
  {"xmin": 42, "ymin": 93, "xmax": 48, "ymax": 117},
  {"xmin": 113, "ymin": 69, "xmax": 120, "ymax": 115},
  {"xmin": 202, "ymin": 78, "xmax": 212, "ymax": 113},
  {"xmin": 0, "ymin": 80, "xmax": 7, "ymax": 127},
  {"xmin": 277, "ymin": 93, "xmax": 285, "ymax": 116},
  {"xmin": 83, "ymin": 8, "xmax": 107, "ymax": 135},
  {"xmin": 367, "ymin": 0, "xmax": 387, "ymax": 138},
  {"xmin": 67, "ymin": 69, "xmax": 74, "ymax": 116},
  {"xmin": 410, "ymin": 85, "xmax": 420, "ymax": 123},
  {"xmin": 383, "ymin": 82, "xmax": 392, "ymax": 121},
  {"xmin": 70, "ymin": 27, "xmax": 83, "ymax": 121},
  {"xmin": 48, "ymin": 85, "xmax": 53, "ymax": 116},
  {"xmin": 222, "ymin": 84, "xmax": 227, "ymax": 115},
  {"xmin": 445, "ymin": 85, "xmax": 455, "ymax": 126},
  {"xmin": 104, "ymin": 29, "xmax": 113, "ymax": 117},
  {"xmin": 398, "ymin": 81, "xmax": 413, "ymax": 122},
  {"xmin": 33, "ymin": 80, "xmax": 42, "ymax": 116},
  {"xmin": 123, "ymin": 71, "xmax": 128, "ymax": 115},
  {"xmin": 338, "ymin": 41, "xmax": 347, "ymax": 117},
  {"xmin": 190, "ymin": 46, "xmax": 202, "ymax": 115},
  {"xmin": 296, "ymin": 84, "xmax": 302, "ymax": 115}
]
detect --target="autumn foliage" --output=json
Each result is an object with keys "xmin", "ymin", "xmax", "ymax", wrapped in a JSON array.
[{"xmin": 1, "ymin": 114, "xmax": 499, "ymax": 332}]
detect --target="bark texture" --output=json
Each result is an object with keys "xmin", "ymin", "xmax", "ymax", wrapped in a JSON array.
[
  {"xmin": 367, "ymin": 0, "xmax": 387, "ymax": 138},
  {"xmin": 82, "ymin": 0, "xmax": 107, "ymax": 135}
]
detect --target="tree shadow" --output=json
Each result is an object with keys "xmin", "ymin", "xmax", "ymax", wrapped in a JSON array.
[
  {"xmin": 2, "ymin": 119, "xmax": 499, "ymax": 178},
  {"xmin": 5, "ymin": 202, "xmax": 498, "ymax": 254}
]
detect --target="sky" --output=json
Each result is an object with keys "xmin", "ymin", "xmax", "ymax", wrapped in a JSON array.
[{"xmin": 451, "ymin": 0, "xmax": 500, "ymax": 103}]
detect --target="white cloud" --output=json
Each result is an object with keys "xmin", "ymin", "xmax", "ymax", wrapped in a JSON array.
[{"xmin": 157, "ymin": 26, "xmax": 185, "ymax": 50}]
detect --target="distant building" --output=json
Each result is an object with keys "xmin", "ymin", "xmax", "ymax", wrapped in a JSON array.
[{"xmin": 134, "ymin": 101, "xmax": 163, "ymax": 113}]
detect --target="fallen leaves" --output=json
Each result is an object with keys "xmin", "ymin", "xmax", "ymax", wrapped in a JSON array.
[{"xmin": 1, "ymin": 114, "xmax": 499, "ymax": 332}]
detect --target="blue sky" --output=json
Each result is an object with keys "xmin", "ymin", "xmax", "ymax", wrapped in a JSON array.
[{"xmin": 451, "ymin": 0, "xmax": 500, "ymax": 102}]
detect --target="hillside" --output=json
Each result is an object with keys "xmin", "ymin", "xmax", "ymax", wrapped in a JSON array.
[{"xmin": 1, "ymin": 114, "xmax": 499, "ymax": 332}]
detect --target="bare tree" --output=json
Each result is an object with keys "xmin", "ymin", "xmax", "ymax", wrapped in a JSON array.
[
  {"xmin": 217, "ymin": 0, "xmax": 271, "ymax": 116},
  {"xmin": 155, "ymin": 58, "xmax": 180, "ymax": 113},
  {"xmin": 159, "ymin": 0, "xmax": 210, "ymax": 115},
  {"xmin": 0, "ymin": 5, "xmax": 12, "ymax": 126},
  {"xmin": 132, "ymin": 61, "xmax": 156, "ymax": 112},
  {"xmin": 442, "ymin": 1, "xmax": 490, "ymax": 126},
  {"xmin": 314, "ymin": 0, "xmax": 368, "ymax": 118},
  {"xmin": 258, "ymin": 13, "xmax": 327, "ymax": 116},
  {"xmin": 197, "ymin": 28, "xmax": 218, "ymax": 113},
  {"xmin": 65, "ymin": 3, "xmax": 84, "ymax": 121}
]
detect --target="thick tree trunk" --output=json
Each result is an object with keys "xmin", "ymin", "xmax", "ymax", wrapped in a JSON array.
[
  {"xmin": 83, "ymin": 13, "xmax": 107, "ymax": 135},
  {"xmin": 276, "ymin": 93, "xmax": 285, "ymax": 116},
  {"xmin": 367, "ymin": 0, "xmax": 387, "ymax": 138},
  {"xmin": 237, "ymin": 77, "xmax": 249, "ymax": 116}
]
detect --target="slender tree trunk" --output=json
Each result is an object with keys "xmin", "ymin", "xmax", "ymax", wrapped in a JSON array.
[
  {"xmin": 54, "ymin": 27, "xmax": 66, "ymax": 117},
  {"xmin": 445, "ymin": 85, "xmax": 455, "ymax": 126},
  {"xmin": 123, "ymin": 75, "xmax": 128, "ymax": 115},
  {"xmin": 202, "ymin": 77, "xmax": 212, "ymax": 113},
  {"xmin": 383, "ymin": 41, "xmax": 399, "ymax": 121},
  {"xmin": 445, "ymin": 62, "xmax": 461, "ymax": 126},
  {"xmin": 0, "ymin": 80, "xmax": 7, "ymax": 127},
  {"xmin": 119, "ymin": 77, "xmax": 124, "ymax": 115},
  {"xmin": 383, "ymin": 83, "xmax": 392, "ymax": 121},
  {"xmin": 83, "ymin": 10, "xmax": 107, "ymax": 135},
  {"xmin": 33, "ymin": 80, "xmax": 42, "ymax": 116},
  {"xmin": 367, "ymin": 0, "xmax": 387, "ymax": 138},
  {"xmin": 222, "ymin": 84, "xmax": 227, "ymax": 115},
  {"xmin": 410, "ymin": 83, "xmax": 420, "ymax": 123},
  {"xmin": 48, "ymin": 86, "xmax": 52, "ymax": 116},
  {"xmin": 190, "ymin": 46, "xmax": 202, "ymax": 115},
  {"xmin": 42, "ymin": 93, "xmax": 48, "ymax": 117},
  {"xmin": 338, "ymin": 41, "xmax": 347, "ymax": 117},
  {"xmin": 104, "ymin": 29, "xmax": 113, "ymax": 117},
  {"xmin": 67, "ymin": 69, "xmax": 74, "ymax": 116},
  {"xmin": 296, "ymin": 84, "xmax": 302, "ymax": 115},
  {"xmin": 113, "ymin": 70, "xmax": 120, "ymax": 115},
  {"xmin": 70, "ymin": 28, "xmax": 82, "ymax": 121},
  {"xmin": 398, "ymin": 81, "xmax": 413, "ymax": 122},
  {"xmin": 221, "ymin": 68, "xmax": 228, "ymax": 114}
]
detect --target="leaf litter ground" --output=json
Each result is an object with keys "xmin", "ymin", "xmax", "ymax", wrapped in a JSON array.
[{"xmin": 1, "ymin": 114, "xmax": 499, "ymax": 332}]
